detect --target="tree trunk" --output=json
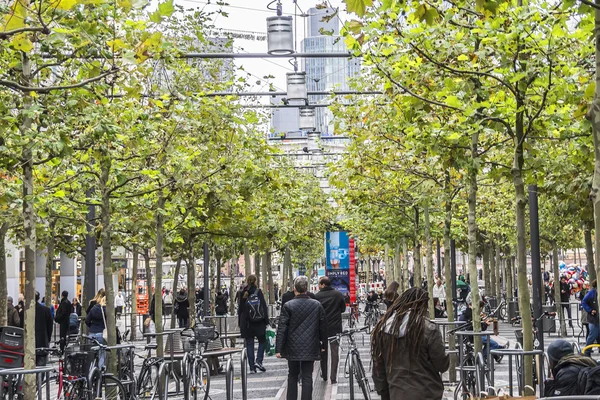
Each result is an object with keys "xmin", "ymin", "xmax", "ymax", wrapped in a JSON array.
[
  {"xmin": 131, "ymin": 246, "xmax": 138, "ymax": 340},
  {"xmin": 490, "ymin": 243, "xmax": 497, "ymax": 298},
  {"xmin": 254, "ymin": 252, "xmax": 261, "ymax": 282},
  {"xmin": 0, "ymin": 223, "xmax": 9, "ymax": 326},
  {"xmin": 394, "ymin": 242, "xmax": 401, "ymax": 288},
  {"xmin": 187, "ymin": 239, "xmax": 195, "ymax": 324},
  {"xmin": 261, "ymin": 253, "xmax": 268, "ymax": 299},
  {"xmin": 504, "ymin": 247, "xmax": 513, "ymax": 301},
  {"xmin": 153, "ymin": 192, "xmax": 165, "ymax": 357},
  {"xmin": 216, "ymin": 251, "xmax": 222, "ymax": 295},
  {"xmin": 45, "ymin": 221, "xmax": 55, "ymax": 309},
  {"xmin": 402, "ymin": 238, "xmax": 409, "ymax": 292},
  {"xmin": 483, "ymin": 245, "xmax": 491, "ymax": 297},
  {"xmin": 424, "ymin": 205, "xmax": 435, "ymax": 319},
  {"xmin": 384, "ymin": 244, "xmax": 392, "ymax": 283},
  {"xmin": 171, "ymin": 257, "xmax": 182, "ymax": 329},
  {"xmin": 495, "ymin": 242, "xmax": 502, "ymax": 299},
  {"xmin": 443, "ymin": 171, "xmax": 456, "ymax": 382},
  {"xmin": 21, "ymin": 52, "xmax": 37, "ymax": 400},
  {"xmin": 267, "ymin": 251, "xmax": 273, "ymax": 304},
  {"xmin": 244, "ymin": 243, "xmax": 251, "ymax": 277},
  {"xmin": 585, "ymin": 225, "xmax": 596, "ymax": 283},
  {"xmin": 413, "ymin": 208, "xmax": 422, "ymax": 287},
  {"xmin": 284, "ymin": 247, "xmax": 292, "ymax": 290},
  {"xmin": 144, "ymin": 251, "xmax": 152, "ymax": 309},
  {"xmin": 513, "ymin": 124, "xmax": 534, "ymax": 389},
  {"xmin": 99, "ymin": 156, "xmax": 117, "ymax": 374},
  {"xmin": 552, "ymin": 244, "xmax": 567, "ymax": 336},
  {"xmin": 467, "ymin": 134, "xmax": 482, "ymax": 353}
]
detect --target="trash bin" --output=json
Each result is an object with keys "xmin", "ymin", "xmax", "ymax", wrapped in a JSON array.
[
  {"xmin": 542, "ymin": 305, "xmax": 556, "ymax": 333},
  {"xmin": 508, "ymin": 300, "xmax": 519, "ymax": 321}
]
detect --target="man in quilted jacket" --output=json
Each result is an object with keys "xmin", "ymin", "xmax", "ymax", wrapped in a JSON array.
[{"xmin": 276, "ymin": 276, "xmax": 327, "ymax": 400}]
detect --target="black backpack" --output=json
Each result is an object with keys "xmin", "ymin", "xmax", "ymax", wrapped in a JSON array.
[
  {"xmin": 247, "ymin": 290, "xmax": 265, "ymax": 322},
  {"xmin": 578, "ymin": 365, "xmax": 600, "ymax": 394}
]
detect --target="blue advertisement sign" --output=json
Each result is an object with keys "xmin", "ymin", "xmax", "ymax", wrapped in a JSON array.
[{"xmin": 325, "ymin": 231, "xmax": 351, "ymax": 295}]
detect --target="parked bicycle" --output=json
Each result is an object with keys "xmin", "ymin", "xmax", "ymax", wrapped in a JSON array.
[
  {"xmin": 181, "ymin": 325, "xmax": 218, "ymax": 400},
  {"xmin": 329, "ymin": 326, "xmax": 371, "ymax": 400}
]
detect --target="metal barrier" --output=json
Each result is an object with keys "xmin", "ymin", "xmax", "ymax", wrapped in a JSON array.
[
  {"xmin": 241, "ymin": 347, "xmax": 248, "ymax": 400},
  {"xmin": 0, "ymin": 366, "xmax": 55, "ymax": 400},
  {"xmin": 432, "ymin": 319, "xmax": 466, "ymax": 349},
  {"xmin": 490, "ymin": 348, "xmax": 545, "ymax": 398},
  {"xmin": 225, "ymin": 358, "xmax": 234, "ymax": 400},
  {"xmin": 452, "ymin": 331, "xmax": 493, "ymax": 400}
]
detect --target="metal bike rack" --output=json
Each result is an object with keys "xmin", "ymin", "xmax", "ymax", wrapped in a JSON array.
[
  {"xmin": 452, "ymin": 331, "xmax": 493, "ymax": 400},
  {"xmin": 225, "ymin": 358, "xmax": 234, "ymax": 400},
  {"xmin": 241, "ymin": 347, "xmax": 248, "ymax": 400},
  {"xmin": 490, "ymin": 348, "xmax": 545, "ymax": 398},
  {"xmin": 0, "ymin": 366, "xmax": 55, "ymax": 400}
]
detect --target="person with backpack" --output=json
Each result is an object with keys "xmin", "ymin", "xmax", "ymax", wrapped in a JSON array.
[
  {"xmin": 544, "ymin": 339, "xmax": 597, "ymax": 397},
  {"xmin": 582, "ymin": 280, "xmax": 599, "ymax": 356},
  {"xmin": 54, "ymin": 291, "xmax": 73, "ymax": 352},
  {"xmin": 238, "ymin": 274, "xmax": 269, "ymax": 374},
  {"xmin": 215, "ymin": 291, "xmax": 228, "ymax": 316}
]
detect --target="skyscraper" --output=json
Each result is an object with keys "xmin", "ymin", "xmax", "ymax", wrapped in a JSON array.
[{"xmin": 302, "ymin": 7, "xmax": 361, "ymax": 135}]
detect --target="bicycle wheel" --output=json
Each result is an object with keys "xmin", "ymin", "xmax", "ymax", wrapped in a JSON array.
[
  {"xmin": 119, "ymin": 370, "xmax": 137, "ymax": 400},
  {"xmin": 62, "ymin": 379, "xmax": 86, "ymax": 400},
  {"xmin": 352, "ymin": 352, "xmax": 371, "ymax": 400},
  {"xmin": 500, "ymin": 304, "xmax": 507, "ymax": 320},
  {"xmin": 102, "ymin": 375, "xmax": 127, "ymax": 400},
  {"xmin": 344, "ymin": 351, "xmax": 351, "ymax": 379},
  {"xmin": 348, "ymin": 351, "xmax": 355, "ymax": 400},
  {"xmin": 191, "ymin": 359, "xmax": 210, "ymax": 400},
  {"xmin": 137, "ymin": 363, "xmax": 159, "ymax": 399}
]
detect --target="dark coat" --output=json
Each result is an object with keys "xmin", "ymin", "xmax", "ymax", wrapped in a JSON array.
[
  {"xmin": 215, "ymin": 294, "xmax": 228, "ymax": 315},
  {"xmin": 238, "ymin": 285, "xmax": 268, "ymax": 339},
  {"xmin": 372, "ymin": 318, "xmax": 449, "ymax": 400},
  {"xmin": 315, "ymin": 286, "xmax": 346, "ymax": 337},
  {"xmin": 582, "ymin": 288, "xmax": 598, "ymax": 324},
  {"xmin": 74, "ymin": 303, "xmax": 82, "ymax": 316},
  {"xmin": 560, "ymin": 281, "xmax": 571, "ymax": 303},
  {"xmin": 17, "ymin": 301, "xmax": 24, "ymax": 328},
  {"xmin": 7, "ymin": 304, "xmax": 20, "ymax": 327},
  {"xmin": 55, "ymin": 298, "xmax": 72, "ymax": 326},
  {"xmin": 86, "ymin": 300, "xmax": 97, "ymax": 315},
  {"xmin": 35, "ymin": 302, "xmax": 53, "ymax": 349},
  {"xmin": 149, "ymin": 295, "xmax": 165, "ymax": 319},
  {"xmin": 85, "ymin": 304, "xmax": 106, "ymax": 334},
  {"xmin": 275, "ymin": 294, "xmax": 327, "ymax": 361},
  {"xmin": 175, "ymin": 294, "xmax": 189, "ymax": 318},
  {"xmin": 280, "ymin": 290, "xmax": 315, "ymax": 308},
  {"xmin": 544, "ymin": 354, "xmax": 597, "ymax": 397}
]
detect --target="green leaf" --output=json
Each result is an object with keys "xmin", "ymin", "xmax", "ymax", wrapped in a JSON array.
[
  {"xmin": 344, "ymin": 0, "xmax": 373, "ymax": 17},
  {"xmin": 457, "ymin": 54, "xmax": 469, "ymax": 61},
  {"xmin": 158, "ymin": 0, "xmax": 174, "ymax": 17},
  {"xmin": 423, "ymin": 8, "xmax": 438, "ymax": 25},
  {"xmin": 446, "ymin": 95, "xmax": 462, "ymax": 108},
  {"xmin": 11, "ymin": 33, "xmax": 33, "ymax": 52},
  {"xmin": 54, "ymin": 190, "xmax": 66, "ymax": 198},
  {"xmin": 585, "ymin": 82, "xmax": 595, "ymax": 100}
]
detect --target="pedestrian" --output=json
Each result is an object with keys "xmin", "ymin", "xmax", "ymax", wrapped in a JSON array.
[
  {"xmin": 85, "ymin": 296, "xmax": 107, "ymax": 367},
  {"xmin": 149, "ymin": 294, "xmax": 165, "ymax": 320},
  {"xmin": 72, "ymin": 297, "xmax": 82, "ymax": 316},
  {"xmin": 175, "ymin": 289, "xmax": 189, "ymax": 328},
  {"xmin": 6, "ymin": 296, "xmax": 20, "ymax": 327},
  {"xmin": 87, "ymin": 289, "xmax": 105, "ymax": 314},
  {"xmin": 560, "ymin": 276, "xmax": 573, "ymax": 328},
  {"xmin": 371, "ymin": 287, "xmax": 449, "ymax": 400},
  {"xmin": 315, "ymin": 276, "xmax": 346, "ymax": 384},
  {"xmin": 238, "ymin": 274, "xmax": 269, "ymax": 374},
  {"xmin": 35, "ymin": 291, "xmax": 53, "ymax": 366},
  {"xmin": 432, "ymin": 279, "xmax": 445, "ymax": 308},
  {"xmin": 16, "ymin": 295, "xmax": 24, "ymax": 328},
  {"xmin": 582, "ymin": 280, "xmax": 599, "ymax": 356},
  {"xmin": 276, "ymin": 276, "xmax": 327, "ymax": 400},
  {"xmin": 433, "ymin": 298, "xmax": 446, "ymax": 318},
  {"xmin": 215, "ymin": 291, "xmax": 228, "ymax": 316},
  {"xmin": 383, "ymin": 281, "xmax": 400, "ymax": 309},
  {"xmin": 280, "ymin": 284, "xmax": 316, "ymax": 307},
  {"xmin": 55, "ymin": 291, "xmax": 73, "ymax": 351},
  {"xmin": 115, "ymin": 291, "xmax": 125, "ymax": 318},
  {"xmin": 544, "ymin": 339, "xmax": 597, "ymax": 397}
]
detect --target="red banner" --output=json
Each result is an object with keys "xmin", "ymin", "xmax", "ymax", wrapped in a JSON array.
[{"xmin": 349, "ymin": 238, "xmax": 356, "ymax": 304}]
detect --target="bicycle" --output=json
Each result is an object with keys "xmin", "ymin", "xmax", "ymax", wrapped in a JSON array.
[
  {"xmin": 346, "ymin": 303, "xmax": 360, "ymax": 329},
  {"xmin": 81, "ymin": 335, "xmax": 129, "ymax": 400},
  {"xmin": 483, "ymin": 297, "xmax": 507, "ymax": 321},
  {"xmin": 362, "ymin": 302, "xmax": 380, "ymax": 332},
  {"xmin": 181, "ymin": 325, "xmax": 218, "ymax": 400},
  {"xmin": 135, "ymin": 342, "xmax": 165, "ymax": 400},
  {"xmin": 329, "ymin": 326, "xmax": 371, "ymax": 400}
]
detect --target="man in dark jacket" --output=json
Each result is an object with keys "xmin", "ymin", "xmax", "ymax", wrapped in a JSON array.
[
  {"xmin": 544, "ymin": 339, "xmax": 597, "ymax": 397},
  {"xmin": 315, "ymin": 276, "xmax": 346, "ymax": 384},
  {"xmin": 6, "ymin": 296, "xmax": 20, "ymax": 327},
  {"xmin": 280, "ymin": 287, "xmax": 315, "ymax": 307},
  {"xmin": 560, "ymin": 276, "xmax": 573, "ymax": 328},
  {"xmin": 276, "ymin": 276, "xmax": 327, "ymax": 400},
  {"xmin": 35, "ymin": 291, "xmax": 52, "ymax": 365},
  {"xmin": 55, "ymin": 291, "xmax": 73, "ymax": 351}
]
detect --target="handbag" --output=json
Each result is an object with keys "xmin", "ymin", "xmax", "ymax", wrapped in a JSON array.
[{"xmin": 100, "ymin": 306, "xmax": 108, "ymax": 341}]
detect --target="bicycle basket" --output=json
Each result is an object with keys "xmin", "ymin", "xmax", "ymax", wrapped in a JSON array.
[
  {"xmin": 194, "ymin": 325, "xmax": 216, "ymax": 344},
  {"xmin": 64, "ymin": 351, "xmax": 94, "ymax": 377}
]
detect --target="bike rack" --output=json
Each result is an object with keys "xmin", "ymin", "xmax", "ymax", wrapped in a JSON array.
[
  {"xmin": 452, "ymin": 331, "xmax": 493, "ymax": 400},
  {"xmin": 474, "ymin": 352, "xmax": 490, "ymax": 396},
  {"xmin": 490, "ymin": 348, "xmax": 545, "ymax": 398},
  {"xmin": 225, "ymin": 358, "xmax": 234, "ymax": 400},
  {"xmin": 241, "ymin": 347, "xmax": 248, "ymax": 400},
  {"xmin": 0, "ymin": 366, "xmax": 55, "ymax": 400}
]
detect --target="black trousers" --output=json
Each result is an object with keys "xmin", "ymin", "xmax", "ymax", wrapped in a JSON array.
[
  {"xmin": 320, "ymin": 341, "xmax": 340, "ymax": 381},
  {"xmin": 59, "ymin": 323, "xmax": 69, "ymax": 351},
  {"xmin": 287, "ymin": 360, "xmax": 314, "ymax": 400},
  {"xmin": 561, "ymin": 303, "xmax": 573, "ymax": 326}
]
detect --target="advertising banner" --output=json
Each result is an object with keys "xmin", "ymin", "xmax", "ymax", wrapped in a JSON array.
[{"xmin": 325, "ymin": 231, "xmax": 351, "ymax": 296}]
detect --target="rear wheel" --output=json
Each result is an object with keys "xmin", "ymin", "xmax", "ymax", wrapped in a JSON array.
[
  {"xmin": 352, "ymin": 352, "xmax": 371, "ymax": 400},
  {"xmin": 191, "ymin": 359, "xmax": 210, "ymax": 400},
  {"xmin": 348, "ymin": 353, "xmax": 354, "ymax": 400},
  {"xmin": 102, "ymin": 375, "xmax": 128, "ymax": 400},
  {"xmin": 62, "ymin": 379, "xmax": 86, "ymax": 400},
  {"xmin": 137, "ymin": 363, "xmax": 159, "ymax": 399}
]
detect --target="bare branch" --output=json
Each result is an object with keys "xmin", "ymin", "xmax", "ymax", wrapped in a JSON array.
[
  {"xmin": 0, "ymin": 26, "xmax": 49, "ymax": 39},
  {"xmin": 0, "ymin": 68, "xmax": 117, "ymax": 93}
]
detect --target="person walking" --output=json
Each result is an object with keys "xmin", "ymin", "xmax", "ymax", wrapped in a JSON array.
[
  {"xmin": 115, "ymin": 291, "xmax": 125, "ymax": 318},
  {"xmin": 276, "ymin": 276, "xmax": 327, "ymax": 400},
  {"xmin": 16, "ymin": 295, "xmax": 24, "ymax": 328},
  {"xmin": 280, "ymin": 286, "xmax": 315, "ymax": 307},
  {"xmin": 87, "ymin": 289, "xmax": 105, "ymax": 314},
  {"xmin": 55, "ymin": 291, "xmax": 73, "ymax": 351},
  {"xmin": 371, "ymin": 287, "xmax": 449, "ymax": 400},
  {"xmin": 582, "ymin": 280, "xmax": 599, "ymax": 356},
  {"xmin": 85, "ymin": 296, "xmax": 107, "ymax": 367},
  {"xmin": 215, "ymin": 291, "xmax": 228, "ymax": 316},
  {"xmin": 238, "ymin": 275, "xmax": 269, "ymax": 374},
  {"xmin": 175, "ymin": 289, "xmax": 190, "ymax": 328},
  {"xmin": 315, "ymin": 276, "xmax": 346, "ymax": 384},
  {"xmin": 6, "ymin": 296, "xmax": 20, "ymax": 327},
  {"xmin": 560, "ymin": 276, "xmax": 573, "ymax": 328},
  {"xmin": 72, "ymin": 297, "xmax": 82, "ymax": 316},
  {"xmin": 163, "ymin": 289, "xmax": 173, "ymax": 315},
  {"xmin": 35, "ymin": 291, "xmax": 53, "ymax": 365},
  {"xmin": 432, "ymin": 279, "xmax": 445, "ymax": 309}
]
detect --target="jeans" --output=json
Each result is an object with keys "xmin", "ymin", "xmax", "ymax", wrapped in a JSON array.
[
  {"xmin": 561, "ymin": 303, "xmax": 573, "ymax": 326},
  {"xmin": 246, "ymin": 336, "xmax": 265, "ymax": 368},
  {"xmin": 482, "ymin": 336, "xmax": 501, "ymax": 359},
  {"xmin": 178, "ymin": 317, "xmax": 188, "ymax": 328},
  {"xmin": 89, "ymin": 333, "xmax": 106, "ymax": 369},
  {"xmin": 287, "ymin": 360, "xmax": 314, "ymax": 400},
  {"xmin": 586, "ymin": 322, "xmax": 600, "ymax": 356},
  {"xmin": 320, "ymin": 340, "xmax": 340, "ymax": 381}
]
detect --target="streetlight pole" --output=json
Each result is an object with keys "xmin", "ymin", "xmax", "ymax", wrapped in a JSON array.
[
  {"xmin": 203, "ymin": 242, "xmax": 209, "ymax": 317},
  {"xmin": 529, "ymin": 185, "xmax": 544, "ymax": 350}
]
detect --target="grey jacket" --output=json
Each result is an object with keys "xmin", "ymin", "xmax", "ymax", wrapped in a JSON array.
[{"xmin": 372, "ymin": 316, "xmax": 449, "ymax": 400}]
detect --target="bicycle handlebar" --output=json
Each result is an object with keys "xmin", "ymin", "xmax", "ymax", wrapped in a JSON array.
[{"xmin": 328, "ymin": 326, "xmax": 370, "ymax": 341}]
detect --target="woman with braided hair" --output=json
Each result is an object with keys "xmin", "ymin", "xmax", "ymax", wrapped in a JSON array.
[{"xmin": 371, "ymin": 287, "xmax": 449, "ymax": 400}]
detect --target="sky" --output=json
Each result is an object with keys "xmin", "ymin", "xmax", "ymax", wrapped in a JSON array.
[{"xmin": 174, "ymin": 0, "xmax": 351, "ymax": 96}]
